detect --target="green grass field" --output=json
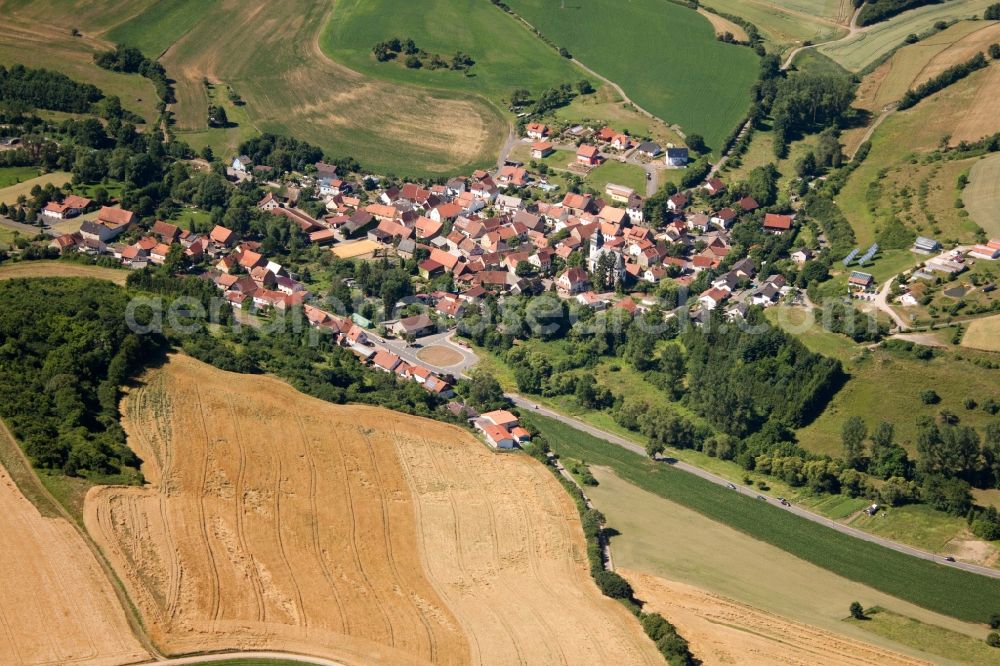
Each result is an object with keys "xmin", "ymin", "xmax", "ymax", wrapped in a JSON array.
[
  {"xmin": 524, "ymin": 411, "xmax": 1000, "ymax": 624},
  {"xmin": 796, "ymin": 346, "xmax": 1000, "ymax": 457},
  {"xmin": 819, "ymin": 0, "xmax": 999, "ymax": 72},
  {"xmin": 582, "ymin": 465, "xmax": 985, "ymax": 655},
  {"xmin": 963, "ymin": 152, "xmax": 1000, "ymax": 238},
  {"xmin": 847, "ymin": 607, "xmax": 999, "ymax": 664},
  {"xmin": 321, "ymin": 0, "xmax": 583, "ymax": 106},
  {"xmin": 504, "ymin": 0, "xmax": 758, "ymax": 153},
  {"xmin": 106, "ymin": 0, "xmax": 219, "ymax": 57},
  {"xmin": 0, "ymin": 166, "xmax": 42, "ymax": 188},
  {"xmin": 584, "ymin": 160, "xmax": 648, "ymax": 194}
]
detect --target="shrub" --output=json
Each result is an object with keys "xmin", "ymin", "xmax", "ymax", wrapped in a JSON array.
[
  {"xmin": 921, "ymin": 389, "xmax": 941, "ymax": 405},
  {"xmin": 988, "ymin": 632, "xmax": 1000, "ymax": 648},
  {"xmin": 594, "ymin": 570, "xmax": 633, "ymax": 600},
  {"xmin": 850, "ymin": 601, "xmax": 866, "ymax": 620}
]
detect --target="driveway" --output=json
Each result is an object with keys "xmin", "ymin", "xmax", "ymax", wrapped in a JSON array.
[{"xmin": 508, "ymin": 393, "xmax": 1000, "ymax": 579}]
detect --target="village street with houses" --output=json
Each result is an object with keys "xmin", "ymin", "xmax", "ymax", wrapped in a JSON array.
[{"xmin": 24, "ymin": 115, "xmax": 1000, "ymax": 461}]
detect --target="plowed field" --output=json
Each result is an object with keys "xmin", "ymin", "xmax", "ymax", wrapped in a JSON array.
[{"xmin": 86, "ymin": 354, "xmax": 658, "ymax": 664}]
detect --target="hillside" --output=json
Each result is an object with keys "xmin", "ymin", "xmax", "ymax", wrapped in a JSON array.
[
  {"xmin": 503, "ymin": 0, "xmax": 759, "ymax": 152},
  {"xmin": 0, "ymin": 0, "xmax": 506, "ymax": 176},
  {"xmin": 86, "ymin": 354, "xmax": 661, "ymax": 664}
]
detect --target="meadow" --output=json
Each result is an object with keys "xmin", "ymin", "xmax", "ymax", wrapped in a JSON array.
[
  {"xmin": 0, "ymin": 166, "xmax": 41, "ymax": 188},
  {"xmin": 796, "ymin": 345, "xmax": 1000, "ymax": 457},
  {"xmin": 524, "ymin": 412, "xmax": 1000, "ymax": 624},
  {"xmin": 853, "ymin": 20, "xmax": 1000, "ymax": 113},
  {"xmin": 847, "ymin": 607, "xmax": 1000, "ymax": 665},
  {"xmin": 962, "ymin": 313, "xmax": 1000, "ymax": 352},
  {"xmin": 963, "ymin": 152, "xmax": 1000, "ymax": 237},
  {"xmin": 504, "ymin": 0, "xmax": 759, "ymax": 153},
  {"xmin": 819, "ymin": 0, "xmax": 999, "ymax": 72},
  {"xmin": 704, "ymin": 0, "xmax": 851, "ymax": 50},
  {"xmin": 0, "ymin": 171, "xmax": 73, "ymax": 205},
  {"xmin": 839, "ymin": 64, "xmax": 1000, "ymax": 246}
]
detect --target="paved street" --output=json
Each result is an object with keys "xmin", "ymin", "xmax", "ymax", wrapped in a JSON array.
[
  {"xmin": 508, "ymin": 393, "xmax": 1000, "ymax": 579},
  {"xmin": 373, "ymin": 331, "xmax": 479, "ymax": 376}
]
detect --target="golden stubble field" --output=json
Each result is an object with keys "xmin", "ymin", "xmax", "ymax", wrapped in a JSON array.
[
  {"xmin": 86, "ymin": 354, "xmax": 660, "ymax": 664},
  {"xmin": 0, "ymin": 426, "xmax": 148, "ymax": 666}
]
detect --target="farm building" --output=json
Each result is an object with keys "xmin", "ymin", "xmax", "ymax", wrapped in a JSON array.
[
  {"xmin": 41, "ymin": 195, "xmax": 91, "ymax": 220},
  {"xmin": 968, "ymin": 241, "xmax": 1000, "ymax": 260},
  {"xmin": 391, "ymin": 314, "xmax": 436, "ymax": 338},
  {"xmin": 912, "ymin": 236, "xmax": 941, "ymax": 254}
]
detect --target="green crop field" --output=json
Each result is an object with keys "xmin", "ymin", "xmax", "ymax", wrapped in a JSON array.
[
  {"xmin": 106, "ymin": 0, "xmax": 218, "ymax": 57},
  {"xmin": 524, "ymin": 412, "xmax": 1000, "ymax": 624},
  {"xmin": 581, "ymin": 465, "xmax": 984, "ymax": 655},
  {"xmin": 704, "ymin": 0, "xmax": 850, "ymax": 50},
  {"xmin": 321, "ymin": 0, "xmax": 583, "ymax": 106},
  {"xmin": 819, "ymin": 0, "xmax": 998, "ymax": 72},
  {"xmin": 963, "ymin": 152, "xmax": 1000, "ymax": 238},
  {"xmin": 504, "ymin": 0, "xmax": 758, "ymax": 154}
]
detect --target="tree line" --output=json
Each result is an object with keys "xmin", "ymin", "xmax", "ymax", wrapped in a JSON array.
[
  {"xmin": 856, "ymin": 0, "xmax": 944, "ymax": 27},
  {"xmin": 94, "ymin": 44, "xmax": 175, "ymax": 106},
  {"xmin": 0, "ymin": 64, "xmax": 102, "ymax": 114},
  {"xmin": 898, "ymin": 52, "xmax": 989, "ymax": 110}
]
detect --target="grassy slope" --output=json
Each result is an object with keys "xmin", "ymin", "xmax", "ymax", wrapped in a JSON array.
[
  {"xmin": 840, "ymin": 65, "xmax": 1000, "ymax": 247},
  {"xmin": 704, "ymin": 0, "xmax": 849, "ymax": 51},
  {"xmin": 0, "ymin": 1, "xmax": 159, "ymax": 123},
  {"xmin": 105, "ymin": 0, "xmax": 219, "ymax": 57},
  {"xmin": 819, "ymin": 0, "xmax": 998, "ymax": 72},
  {"xmin": 584, "ymin": 465, "xmax": 984, "ymax": 659},
  {"xmin": 505, "ymin": 0, "xmax": 758, "ymax": 153},
  {"xmin": 963, "ymin": 152, "xmax": 1000, "ymax": 237},
  {"xmin": 320, "ymin": 0, "xmax": 583, "ymax": 106},
  {"xmin": 525, "ymin": 411, "xmax": 1000, "ymax": 624},
  {"xmin": 0, "ymin": 166, "xmax": 41, "ymax": 188},
  {"xmin": 796, "ymin": 346, "xmax": 1000, "ymax": 457}
]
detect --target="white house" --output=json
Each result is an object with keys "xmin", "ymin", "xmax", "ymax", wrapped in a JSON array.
[
  {"xmin": 665, "ymin": 147, "xmax": 689, "ymax": 167},
  {"xmin": 232, "ymin": 155, "xmax": 253, "ymax": 172}
]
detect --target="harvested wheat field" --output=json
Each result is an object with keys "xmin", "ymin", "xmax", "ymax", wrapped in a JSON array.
[
  {"xmin": 624, "ymin": 570, "xmax": 927, "ymax": 666},
  {"xmin": 0, "ymin": 260, "xmax": 128, "ymax": 285},
  {"xmin": 389, "ymin": 421, "xmax": 661, "ymax": 665},
  {"xmin": 962, "ymin": 314, "xmax": 1000, "ymax": 353},
  {"xmin": 87, "ymin": 354, "xmax": 658, "ymax": 664},
  {"xmin": 0, "ymin": 436, "xmax": 148, "ymax": 665}
]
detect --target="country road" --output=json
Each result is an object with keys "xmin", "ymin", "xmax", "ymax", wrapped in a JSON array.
[{"xmin": 508, "ymin": 393, "xmax": 1000, "ymax": 580}]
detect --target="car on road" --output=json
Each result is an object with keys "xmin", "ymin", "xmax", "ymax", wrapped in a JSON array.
[
  {"xmin": 726, "ymin": 483, "xmax": 736, "ymax": 490},
  {"xmin": 756, "ymin": 495, "xmax": 767, "ymax": 501},
  {"xmin": 944, "ymin": 556, "xmax": 956, "ymax": 562}
]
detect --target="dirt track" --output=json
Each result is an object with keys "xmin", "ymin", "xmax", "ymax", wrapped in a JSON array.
[
  {"xmin": 0, "ymin": 456, "xmax": 147, "ymax": 665},
  {"xmin": 623, "ymin": 569, "xmax": 929, "ymax": 666},
  {"xmin": 87, "ymin": 354, "xmax": 657, "ymax": 664}
]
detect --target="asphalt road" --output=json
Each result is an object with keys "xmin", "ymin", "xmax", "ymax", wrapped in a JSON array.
[{"xmin": 509, "ymin": 393, "xmax": 1000, "ymax": 580}]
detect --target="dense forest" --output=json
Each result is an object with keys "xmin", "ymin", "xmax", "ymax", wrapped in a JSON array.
[
  {"xmin": 0, "ymin": 278, "xmax": 156, "ymax": 476},
  {"xmin": 0, "ymin": 64, "xmax": 103, "ymax": 114}
]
